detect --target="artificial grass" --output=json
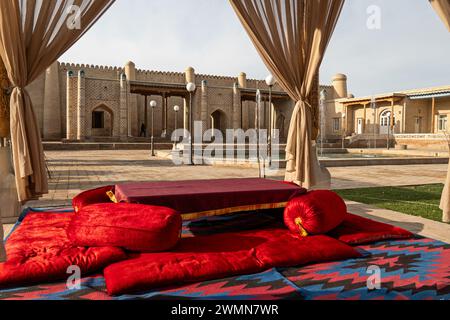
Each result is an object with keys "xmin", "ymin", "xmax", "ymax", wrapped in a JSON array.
[{"xmin": 335, "ymin": 184, "xmax": 446, "ymax": 223}]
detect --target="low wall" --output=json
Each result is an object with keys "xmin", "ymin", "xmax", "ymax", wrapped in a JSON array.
[
  {"xmin": 346, "ymin": 134, "xmax": 450, "ymax": 151},
  {"xmin": 394, "ymin": 134, "xmax": 449, "ymax": 151}
]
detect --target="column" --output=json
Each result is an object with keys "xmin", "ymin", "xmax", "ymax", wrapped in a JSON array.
[
  {"xmin": 164, "ymin": 95, "xmax": 168, "ymax": 137},
  {"xmin": 431, "ymin": 97, "xmax": 436, "ymax": 133},
  {"xmin": 183, "ymin": 97, "xmax": 189, "ymax": 136},
  {"xmin": 402, "ymin": 101, "xmax": 407, "ymax": 133},
  {"xmin": 363, "ymin": 103, "xmax": 367, "ymax": 134},
  {"xmin": 119, "ymin": 73, "xmax": 128, "ymax": 140},
  {"xmin": 76, "ymin": 70, "xmax": 86, "ymax": 141},
  {"xmin": 43, "ymin": 61, "xmax": 61, "ymax": 140},
  {"xmin": 201, "ymin": 80, "xmax": 208, "ymax": 130},
  {"xmin": 66, "ymin": 71, "xmax": 77, "ymax": 140},
  {"xmin": 144, "ymin": 95, "xmax": 148, "ymax": 135},
  {"xmin": 343, "ymin": 105, "xmax": 348, "ymax": 135},
  {"xmin": 125, "ymin": 61, "xmax": 137, "ymax": 136},
  {"xmin": 232, "ymin": 82, "xmax": 241, "ymax": 129},
  {"xmin": 391, "ymin": 99, "xmax": 395, "ymax": 133},
  {"xmin": 161, "ymin": 93, "xmax": 167, "ymax": 137}
]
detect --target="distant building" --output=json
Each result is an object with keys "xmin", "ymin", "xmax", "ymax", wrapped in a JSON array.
[
  {"xmin": 26, "ymin": 61, "xmax": 449, "ymax": 150},
  {"xmin": 27, "ymin": 61, "xmax": 307, "ymax": 144},
  {"xmin": 321, "ymin": 74, "xmax": 450, "ymax": 150}
]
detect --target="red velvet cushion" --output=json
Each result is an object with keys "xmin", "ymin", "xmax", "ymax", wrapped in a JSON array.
[
  {"xmin": 284, "ymin": 190, "xmax": 347, "ymax": 236},
  {"xmin": 104, "ymin": 228, "xmax": 361, "ymax": 295},
  {"xmin": 67, "ymin": 203, "xmax": 182, "ymax": 252},
  {"xmin": 72, "ymin": 185, "xmax": 115, "ymax": 213},
  {"xmin": 329, "ymin": 213, "xmax": 414, "ymax": 245},
  {"xmin": 0, "ymin": 213, "xmax": 126, "ymax": 288}
]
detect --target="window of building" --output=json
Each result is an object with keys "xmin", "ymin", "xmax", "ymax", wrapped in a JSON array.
[
  {"xmin": 92, "ymin": 111, "xmax": 104, "ymax": 129},
  {"xmin": 332, "ymin": 118, "xmax": 341, "ymax": 132},
  {"xmin": 438, "ymin": 115, "xmax": 448, "ymax": 132}
]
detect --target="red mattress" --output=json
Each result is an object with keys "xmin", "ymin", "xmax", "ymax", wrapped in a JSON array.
[
  {"xmin": 104, "ymin": 227, "xmax": 362, "ymax": 295},
  {"xmin": 0, "ymin": 213, "xmax": 126, "ymax": 288},
  {"xmin": 114, "ymin": 178, "xmax": 305, "ymax": 220}
]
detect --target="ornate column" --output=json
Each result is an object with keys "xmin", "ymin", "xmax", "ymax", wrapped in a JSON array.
[
  {"xmin": 119, "ymin": 73, "xmax": 128, "ymax": 140},
  {"xmin": 76, "ymin": 70, "xmax": 86, "ymax": 141},
  {"xmin": 183, "ymin": 97, "xmax": 189, "ymax": 135},
  {"xmin": 201, "ymin": 80, "xmax": 208, "ymax": 130},
  {"xmin": 162, "ymin": 93, "xmax": 167, "ymax": 137},
  {"xmin": 232, "ymin": 82, "xmax": 241, "ymax": 129},
  {"xmin": 66, "ymin": 70, "xmax": 77, "ymax": 140},
  {"xmin": 125, "ymin": 61, "xmax": 137, "ymax": 137},
  {"xmin": 43, "ymin": 61, "xmax": 61, "ymax": 140}
]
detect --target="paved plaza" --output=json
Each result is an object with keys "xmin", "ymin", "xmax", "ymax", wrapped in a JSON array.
[{"xmin": 3, "ymin": 150, "xmax": 450, "ymax": 242}]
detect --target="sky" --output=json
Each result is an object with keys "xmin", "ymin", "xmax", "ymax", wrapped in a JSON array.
[{"xmin": 61, "ymin": 0, "xmax": 450, "ymax": 97}]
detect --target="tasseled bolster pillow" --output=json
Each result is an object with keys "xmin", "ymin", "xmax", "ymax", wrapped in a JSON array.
[
  {"xmin": 284, "ymin": 190, "xmax": 347, "ymax": 236},
  {"xmin": 72, "ymin": 185, "xmax": 116, "ymax": 213},
  {"xmin": 67, "ymin": 203, "xmax": 182, "ymax": 252}
]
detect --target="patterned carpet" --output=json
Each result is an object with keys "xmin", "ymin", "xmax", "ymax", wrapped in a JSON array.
[{"xmin": 0, "ymin": 209, "xmax": 449, "ymax": 300}]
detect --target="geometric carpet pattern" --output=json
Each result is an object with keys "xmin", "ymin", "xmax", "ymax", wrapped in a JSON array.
[
  {"xmin": 1, "ymin": 238, "xmax": 448, "ymax": 300},
  {"xmin": 282, "ymin": 238, "xmax": 450, "ymax": 300}
]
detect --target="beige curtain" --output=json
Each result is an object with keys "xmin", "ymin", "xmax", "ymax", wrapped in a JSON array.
[
  {"xmin": 230, "ymin": 0, "xmax": 345, "ymax": 189},
  {"xmin": 0, "ymin": 0, "xmax": 115, "ymax": 262},
  {"xmin": 430, "ymin": 1, "xmax": 450, "ymax": 222},
  {"xmin": 430, "ymin": 0, "xmax": 450, "ymax": 31}
]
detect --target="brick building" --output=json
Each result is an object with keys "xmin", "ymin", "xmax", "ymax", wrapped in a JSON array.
[{"xmin": 27, "ymin": 61, "xmax": 301, "ymax": 143}]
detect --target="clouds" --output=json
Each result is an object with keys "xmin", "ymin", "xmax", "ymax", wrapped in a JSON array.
[{"xmin": 62, "ymin": 0, "xmax": 449, "ymax": 96}]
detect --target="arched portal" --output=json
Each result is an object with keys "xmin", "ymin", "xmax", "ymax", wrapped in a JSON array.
[
  {"xmin": 210, "ymin": 109, "xmax": 226, "ymax": 135},
  {"xmin": 91, "ymin": 104, "xmax": 114, "ymax": 137},
  {"xmin": 380, "ymin": 109, "xmax": 394, "ymax": 135}
]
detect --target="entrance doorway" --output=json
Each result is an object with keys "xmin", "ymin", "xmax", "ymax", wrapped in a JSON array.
[
  {"xmin": 357, "ymin": 118, "xmax": 364, "ymax": 134},
  {"xmin": 415, "ymin": 117, "xmax": 422, "ymax": 134},
  {"xmin": 380, "ymin": 110, "xmax": 392, "ymax": 135},
  {"xmin": 210, "ymin": 110, "xmax": 226, "ymax": 135},
  {"xmin": 91, "ymin": 105, "xmax": 114, "ymax": 137}
]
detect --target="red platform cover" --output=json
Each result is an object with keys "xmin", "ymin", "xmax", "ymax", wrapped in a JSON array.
[
  {"xmin": 0, "ymin": 213, "xmax": 126, "ymax": 288},
  {"xmin": 113, "ymin": 178, "xmax": 305, "ymax": 220},
  {"xmin": 330, "ymin": 213, "xmax": 414, "ymax": 245},
  {"xmin": 68, "ymin": 203, "xmax": 182, "ymax": 252},
  {"xmin": 104, "ymin": 228, "xmax": 361, "ymax": 295}
]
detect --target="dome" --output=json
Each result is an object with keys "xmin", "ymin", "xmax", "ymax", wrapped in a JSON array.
[{"xmin": 333, "ymin": 73, "xmax": 347, "ymax": 81}]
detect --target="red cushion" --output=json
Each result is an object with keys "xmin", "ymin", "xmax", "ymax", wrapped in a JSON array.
[
  {"xmin": 67, "ymin": 203, "xmax": 182, "ymax": 252},
  {"xmin": 104, "ymin": 228, "xmax": 361, "ymax": 295},
  {"xmin": 284, "ymin": 190, "xmax": 347, "ymax": 236},
  {"xmin": 72, "ymin": 185, "xmax": 115, "ymax": 213},
  {"xmin": 0, "ymin": 213, "xmax": 126, "ymax": 288},
  {"xmin": 329, "ymin": 213, "xmax": 414, "ymax": 245}
]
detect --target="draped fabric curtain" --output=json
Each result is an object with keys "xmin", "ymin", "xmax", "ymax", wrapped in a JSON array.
[
  {"xmin": 430, "ymin": 0, "xmax": 450, "ymax": 222},
  {"xmin": 0, "ymin": 0, "xmax": 115, "ymax": 262},
  {"xmin": 430, "ymin": 0, "xmax": 450, "ymax": 31},
  {"xmin": 230, "ymin": 0, "xmax": 345, "ymax": 188}
]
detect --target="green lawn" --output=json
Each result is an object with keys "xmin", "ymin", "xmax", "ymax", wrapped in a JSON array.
[{"xmin": 335, "ymin": 184, "xmax": 446, "ymax": 223}]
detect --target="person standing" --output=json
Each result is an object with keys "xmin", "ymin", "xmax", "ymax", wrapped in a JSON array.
[{"xmin": 140, "ymin": 123, "xmax": 147, "ymax": 137}]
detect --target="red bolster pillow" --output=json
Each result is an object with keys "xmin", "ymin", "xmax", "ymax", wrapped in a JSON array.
[
  {"xmin": 72, "ymin": 185, "xmax": 115, "ymax": 213},
  {"xmin": 67, "ymin": 203, "xmax": 182, "ymax": 252},
  {"xmin": 284, "ymin": 190, "xmax": 347, "ymax": 236}
]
